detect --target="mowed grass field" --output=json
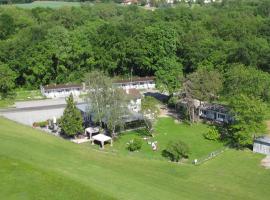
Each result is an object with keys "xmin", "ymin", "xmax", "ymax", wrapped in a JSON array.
[
  {"xmin": 1, "ymin": 117, "xmax": 270, "ymax": 200},
  {"xmin": 5, "ymin": 1, "xmax": 81, "ymax": 9},
  {"xmin": 108, "ymin": 118, "xmax": 224, "ymax": 161},
  {"xmin": 0, "ymin": 89, "xmax": 45, "ymax": 108}
]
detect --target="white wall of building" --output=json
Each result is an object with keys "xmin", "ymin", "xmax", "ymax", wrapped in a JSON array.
[
  {"xmin": 128, "ymin": 98, "xmax": 141, "ymax": 113},
  {"xmin": 43, "ymin": 89, "xmax": 81, "ymax": 98},
  {"xmin": 117, "ymin": 81, "xmax": 155, "ymax": 90}
]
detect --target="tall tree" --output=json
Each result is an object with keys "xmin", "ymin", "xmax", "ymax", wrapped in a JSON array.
[
  {"xmin": 141, "ymin": 96, "xmax": 160, "ymax": 135},
  {"xmin": 184, "ymin": 68, "xmax": 223, "ymax": 102},
  {"xmin": 84, "ymin": 71, "xmax": 112, "ymax": 125},
  {"xmin": 0, "ymin": 13, "xmax": 15, "ymax": 40},
  {"xmin": 106, "ymin": 88, "xmax": 129, "ymax": 138},
  {"xmin": 85, "ymin": 71, "xmax": 130, "ymax": 137},
  {"xmin": 59, "ymin": 94, "xmax": 83, "ymax": 137},
  {"xmin": 224, "ymin": 64, "xmax": 270, "ymax": 102},
  {"xmin": 228, "ymin": 94, "xmax": 267, "ymax": 148},
  {"xmin": 155, "ymin": 57, "xmax": 183, "ymax": 95},
  {"xmin": 0, "ymin": 64, "xmax": 16, "ymax": 98},
  {"xmin": 182, "ymin": 68, "xmax": 223, "ymax": 123}
]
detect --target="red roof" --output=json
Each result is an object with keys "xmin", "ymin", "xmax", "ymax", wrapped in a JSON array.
[
  {"xmin": 122, "ymin": 0, "xmax": 138, "ymax": 3},
  {"xmin": 124, "ymin": 88, "xmax": 141, "ymax": 99},
  {"xmin": 42, "ymin": 84, "xmax": 82, "ymax": 90}
]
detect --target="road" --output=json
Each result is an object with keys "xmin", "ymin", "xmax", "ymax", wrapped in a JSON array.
[{"xmin": 0, "ymin": 98, "xmax": 84, "ymax": 126}]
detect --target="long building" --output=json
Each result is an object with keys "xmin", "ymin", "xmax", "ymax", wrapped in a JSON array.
[
  {"xmin": 113, "ymin": 76, "xmax": 155, "ymax": 90},
  {"xmin": 40, "ymin": 83, "xmax": 84, "ymax": 98},
  {"xmin": 41, "ymin": 77, "xmax": 155, "ymax": 99}
]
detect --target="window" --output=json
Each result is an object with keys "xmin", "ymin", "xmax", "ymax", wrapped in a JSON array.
[
  {"xmin": 202, "ymin": 110, "xmax": 207, "ymax": 115},
  {"xmin": 218, "ymin": 114, "xmax": 225, "ymax": 119}
]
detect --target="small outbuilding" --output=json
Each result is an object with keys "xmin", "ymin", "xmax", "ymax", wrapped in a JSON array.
[
  {"xmin": 253, "ymin": 136, "xmax": 270, "ymax": 155},
  {"xmin": 198, "ymin": 103, "xmax": 233, "ymax": 123}
]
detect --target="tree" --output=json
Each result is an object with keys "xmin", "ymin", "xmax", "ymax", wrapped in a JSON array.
[
  {"xmin": 162, "ymin": 140, "xmax": 189, "ymax": 162},
  {"xmin": 85, "ymin": 71, "xmax": 130, "ymax": 138},
  {"xmin": 59, "ymin": 94, "xmax": 83, "ymax": 137},
  {"xmin": 141, "ymin": 96, "xmax": 160, "ymax": 135},
  {"xmin": 224, "ymin": 64, "xmax": 270, "ymax": 102},
  {"xmin": 182, "ymin": 68, "xmax": 223, "ymax": 123},
  {"xmin": 84, "ymin": 71, "xmax": 112, "ymax": 126},
  {"xmin": 106, "ymin": 88, "xmax": 129, "ymax": 138},
  {"xmin": 155, "ymin": 57, "xmax": 183, "ymax": 95},
  {"xmin": 228, "ymin": 94, "xmax": 267, "ymax": 148},
  {"xmin": 184, "ymin": 68, "xmax": 223, "ymax": 102},
  {"xmin": 203, "ymin": 127, "xmax": 220, "ymax": 141},
  {"xmin": 0, "ymin": 64, "xmax": 16, "ymax": 98},
  {"xmin": 0, "ymin": 13, "xmax": 15, "ymax": 39}
]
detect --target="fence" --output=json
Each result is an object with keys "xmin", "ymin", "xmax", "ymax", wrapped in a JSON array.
[{"xmin": 193, "ymin": 148, "xmax": 227, "ymax": 165}]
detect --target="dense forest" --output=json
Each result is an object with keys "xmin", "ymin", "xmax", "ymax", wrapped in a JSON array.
[{"xmin": 0, "ymin": 0, "xmax": 270, "ymax": 91}]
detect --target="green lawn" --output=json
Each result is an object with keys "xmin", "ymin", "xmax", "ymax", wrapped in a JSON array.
[
  {"xmin": 0, "ymin": 98, "xmax": 13, "ymax": 108},
  {"xmin": 108, "ymin": 117, "xmax": 224, "ymax": 161},
  {"xmin": 1, "ymin": 117, "xmax": 270, "ymax": 199},
  {"xmin": 13, "ymin": 1, "xmax": 82, "ymax": 9},
  {"xmin": 0, "ymin": 89, "xmax": 45, "ymax": 108},
  {"xmin": 15, "ymin": 89, "xmax": 44, "ymax": 101}
]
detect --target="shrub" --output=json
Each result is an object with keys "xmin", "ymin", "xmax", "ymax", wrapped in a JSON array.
[
  {"xmin": 162, "ymin": 140, "xmax": 189, "ymax": 162},
  {"xmin": 127, "ymin": 138, "xmax": 142, "ymax": 152},
  {"xmin": 59, "ymin": 94, "xmax": 83, "ymax": 137},
  {"xmin": 32, "ymin": 121, "xmax": 48, "ymax": 128},
  {"xmin": 204, "ymin": 127, "xmax": 220, "ymax": 141}
]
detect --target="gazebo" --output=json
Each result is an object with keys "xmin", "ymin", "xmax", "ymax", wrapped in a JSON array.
[
  {"xmin": 92, "ymin": 134, "xmax": 113, "ymax": 149},
  {"xmin": 85, "ymin": 127, "xmax": 99, "ymax": 139}
]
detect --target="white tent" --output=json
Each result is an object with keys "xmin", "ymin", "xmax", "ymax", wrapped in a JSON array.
[
  {"xmin": 85, "ymin": 127, "xmax": 99, "ymax": 139},
  {"xmin": 92, "ymin": 134, "xmax": 113, "ymax": 149}
]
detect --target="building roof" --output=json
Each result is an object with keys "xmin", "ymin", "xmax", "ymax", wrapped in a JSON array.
[
  {"xmin": 77, "ymin": 103, "xmax": 144, "ymax": 123},
  {"xmin": 76, "ymin": 103, "xmax": 90, "ymax": 113},
  {"xmin": 254, "ymin": 136, "xmax": 270, "ymax": 145},
  {"xmin": 42, "ymin": 83, "xmax": 82, "ymax": 90},
  {"xmin": 122, "ymin": 0, "xmax": 138, "ymax": 3},
  {"xmin": 114, "ymin": 76, "xmax": 155, "ymax": 84},
  {"xmin": 199, "ymin": 103, "xmax": 229, "ymax": 113},
  {"xmin": 125, "ymin": 88, "xmax": 141, "ymax": 99}
]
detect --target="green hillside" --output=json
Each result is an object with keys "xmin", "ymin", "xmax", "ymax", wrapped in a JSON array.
[{"xmin": 0, "ymin": 117, "xmax": 270, "ymax": 200}]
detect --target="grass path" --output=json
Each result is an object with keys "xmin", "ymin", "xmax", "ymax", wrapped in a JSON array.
[{"xmin": 1, "ymin": 117, "xmax": 270, "ymax": 199}]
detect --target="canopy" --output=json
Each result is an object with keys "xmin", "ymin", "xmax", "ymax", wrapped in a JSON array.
[
  {"xmin": 85, "ymin": 127, "xmax": 99, "ymax": 139},
  {"xmin": 91, "ymin": 134, "xmax": 113, "ymax": 149}
]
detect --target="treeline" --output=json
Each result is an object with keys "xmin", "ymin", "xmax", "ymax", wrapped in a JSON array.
[{"xmin": 0, "ymin": 0, "xmax": 270, "ymax": 93}]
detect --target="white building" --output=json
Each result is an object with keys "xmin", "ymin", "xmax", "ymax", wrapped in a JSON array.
[
  {"xmin": 198, "ymin": 103, "xmax": 232, "ymax": 123},
  {"xmin": 114, "ymin": 77, "xmax": 155, "ymax": 90},
  {"xmin": 125, "ymin": 88, "xmax": 142, "ymax": 113},
  {"xmin": 41, "ymin": 77, "xmax": 154, "ymax": 99},
  {"xmin": 40, "ymin": 84, "xmax": 84, "ymax": 98},
  {"xmin": 253, "ymin": 136, "xmax": 270, "ymax": 155}
]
